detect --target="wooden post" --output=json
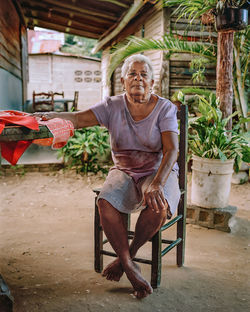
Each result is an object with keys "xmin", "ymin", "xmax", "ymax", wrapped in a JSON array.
[{"xmin": 216, "ymin": 30, "xmax": 234, "ymax": 129}]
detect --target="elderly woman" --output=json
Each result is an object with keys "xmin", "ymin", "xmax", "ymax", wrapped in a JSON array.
[{"xmin": 37, "ymin": 54, "xmax": 180, "ymax": 299}]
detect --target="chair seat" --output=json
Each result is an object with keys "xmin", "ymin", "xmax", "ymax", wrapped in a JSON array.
[{"xmin": 33, "ymin": 104, "xmax": 54, "ymax": 112}]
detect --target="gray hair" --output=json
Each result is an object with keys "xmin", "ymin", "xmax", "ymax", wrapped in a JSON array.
[{"xmin": 121, "ymin": 54, "xmax": 154, "ymax": 80}]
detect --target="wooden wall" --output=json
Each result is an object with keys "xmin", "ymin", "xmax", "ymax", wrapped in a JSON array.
[
  {"xmin": 0, "ymin": 0, "xmax": 21, "ymax": 79},
  {"xmin": 168, "ymin": 8, "xmax": 217, "ymax": 98},
  {"xmin": 0, "ymin": 0, "xmax": 24, "ymax": 110},
  {"xmin": 144, "ymin": 9, "xmax": 164, "ymax": 95}
]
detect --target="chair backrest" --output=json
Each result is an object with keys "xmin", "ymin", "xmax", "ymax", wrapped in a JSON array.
[
  {"xmin": 177, "ymin": 104, "xmax": 188, "ymax": 192},
  {"xmin": 72, "ymin": 91, "xmax": 79, "ymax": 111},
  {"xmin": 53, "ymin": 91, "xmax": 64, "ymax": 98},
  {"xmin": 32, "ymin": 91, "xmax": 54, "ymax": 112}
]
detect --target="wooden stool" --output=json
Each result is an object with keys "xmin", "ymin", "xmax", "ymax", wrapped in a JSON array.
[{"xmin": 93, "ymin": 104, "xmax": 188, "ymax": 288}]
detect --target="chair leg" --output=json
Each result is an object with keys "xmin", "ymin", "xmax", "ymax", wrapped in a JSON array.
[
  {"xmin": 94, "ymin": 196, "xmax": 103, "ymax": 273},
  {"xmin": 176, "ymin": 222, "xmax": 184, "ymax": 267},
  {"xmin": 177, "ymin": 194, "xmax": 186, "ymax": 267},
  {"xmin": 151, "ymin": 230, "xmax": 162, "ymax": 289}
]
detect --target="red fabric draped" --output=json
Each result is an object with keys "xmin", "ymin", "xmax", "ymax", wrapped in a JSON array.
[{"xmin": 0, "ymin": 111, "xmax": 74, "ymax": 165}]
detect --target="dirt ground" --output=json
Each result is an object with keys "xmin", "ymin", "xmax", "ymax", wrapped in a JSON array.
[{"xmin": 0, "ymin": 169, "xmax": 249, "ymax": 312}]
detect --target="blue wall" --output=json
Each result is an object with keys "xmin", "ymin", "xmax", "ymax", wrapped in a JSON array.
[{"xmin": 0, "ymin": 68, "xmax": 23, "ymax": 111}]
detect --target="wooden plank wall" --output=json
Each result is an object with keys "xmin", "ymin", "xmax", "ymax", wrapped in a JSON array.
[
  {"xmin": 21, "ymin": 25, "xmax": 28, "ymax": 103},
  {"xmin": 112, "ymin": 63, "xmax": 123, "ymax": 96},
  {"xmin": 168, "ymin": 8, "xmax": 217, "ymax": 97},
  {"xmin": 144, "ymin": 9, "xmax": 164, "ymax": 95},
  {"xmin": 0, "ymin": 0, "xmax": 22, "ymax": 79}
]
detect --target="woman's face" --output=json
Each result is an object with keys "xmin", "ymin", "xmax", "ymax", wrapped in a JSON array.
[{"xmin": 121, "ymin": 61, "xmax": 154, "ymax": 100}]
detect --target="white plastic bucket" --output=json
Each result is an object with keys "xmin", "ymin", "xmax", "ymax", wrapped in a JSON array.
[{"xmin": 191, "ymin": 155, "xmax": 234, "ymax": 208}]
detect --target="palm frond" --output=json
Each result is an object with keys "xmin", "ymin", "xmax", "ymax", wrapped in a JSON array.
[
  {"xmin": 173, "ymin": 87, "xmax": 215, "ymax": 98},
  {"xmin": 108, "ymin": 33, "xmax": 216, "ymax": 81},
  {"xmin": 162, "ymin": 0, "xmax": 215, "ymax": 21}
]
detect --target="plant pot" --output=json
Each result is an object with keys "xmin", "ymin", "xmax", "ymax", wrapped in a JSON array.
[
  {"xmin": 191, "ymin": 155, "xmax": 234, "ymax": 208},
  {"xmin": 216, "ymin": 8, "xmax": 248, "ymax": 31}
]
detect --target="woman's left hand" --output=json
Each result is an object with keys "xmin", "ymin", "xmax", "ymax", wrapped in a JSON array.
[{"xmin": 143, "ymin": 183, "xmax": 167, "ymax": 213}]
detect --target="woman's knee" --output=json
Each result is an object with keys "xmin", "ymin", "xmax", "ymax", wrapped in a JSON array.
[
  {"xmin": 145, "ymin": 206, "xmax": 167, "ymax": 224},
  {"xmin": 98, "ymin": 198, "xmax": 118, "ymax": 221},
  {"xmin": 98, "ymin": 198, "xmax": 108, "ymax": 209}
]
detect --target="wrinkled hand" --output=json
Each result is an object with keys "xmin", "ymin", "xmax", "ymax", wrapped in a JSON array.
[
  {"xmin": 32, "ymin": 112, "xmax": 58, "ymax": 121},
  {"xmin": 143, "ymin": 183, "xmax": 167, "ymax": 213}
]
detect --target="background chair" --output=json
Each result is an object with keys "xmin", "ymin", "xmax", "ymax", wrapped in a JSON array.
[
  {"xmin": 71, "ymin": 91, "xmax": 79, "ymax": 111},
  {"xmin": 93, "ymin": 104, "xmax": 188, "ymax": 289},
  {"xmin": 32, "ymin": 91, "xmax": 54, "ymax": 112},
  {"xmin": 53, "ymin": 91, "xmax": 64, "ymax": 98},
  {"xmin": 52, "ymin": 91, "xmax": 65, "ymax": 112}
]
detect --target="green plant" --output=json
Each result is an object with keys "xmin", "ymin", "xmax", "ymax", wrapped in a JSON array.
[
  {"xmin": 62, "ymin": 35, "xmax": 102, "ymax": 59},
  {"xmin": 162, "ymin": 0, "xmax": 247, "ymax": 22},
  {"xmin": 163, "ymin": 0, "xmax": 216, "ymax": 22},
  {"xmin": 233, "ymin": 26, "xmax": 249, "ymax": 123},
  {"xmin": 190, "ymin": 57, "xmax": 211, "ymax": 83},
  {"xmin": 57, "ymin": 126, "xmax": 111, "ymax": 174},
  {"xmin": 188, "ymin": 94, "xmax": 250, "ymax": 170}
]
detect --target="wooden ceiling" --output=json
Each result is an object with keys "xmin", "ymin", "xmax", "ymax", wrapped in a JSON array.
[{"xmin": 14, "ymin": 0, "xmax": 156, "ymax": 50}]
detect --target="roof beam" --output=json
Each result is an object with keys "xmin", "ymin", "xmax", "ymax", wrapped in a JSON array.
[
  {"xmin": 22, "ymin": 1, "xmax": 113, "ymax": 26},
  {"xmin": 25, "ymin": 13, "xmax": 104, "ymax": 34},
  {"xmin": 98, "ymin": 0, "xmax": 129, "ymax": 8},
  {"xmin": 27, "ymin": 18, "xmax": 100, "ymax": 39},
  {"xmin": 30, "ymin": 0, "xmax": 118, "ymax": 21},
  {"xmin": 92, "ymin": 0, "xmax": 145, "ymax": 53},
  {"xmin": 104, "ymin": 4, "xmax": 157, "ymax": 50}
]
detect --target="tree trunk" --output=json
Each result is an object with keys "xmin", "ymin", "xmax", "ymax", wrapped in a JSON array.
[{"xmin": 216, "ymin": 31, "xmax": 234, "ymax": 129}]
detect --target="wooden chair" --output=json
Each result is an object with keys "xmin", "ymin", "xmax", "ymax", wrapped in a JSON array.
[
  {"xmin": 52, "ymin": 91, "xmax": 65, "ymax": 112},
  {"xmin": 93, "ymin": 104, "xmax": 188, "ymax": 289},
  {"xmin": 32, "ymin": 91, "xmax": 54, "ymax": 112},
  {"xmin": 71, "ymin": 91, "xmax": 79, "ymax": 111},
  {"xmin": 53, "ymin": 91, "xmax": 64, "ymax": 98}
]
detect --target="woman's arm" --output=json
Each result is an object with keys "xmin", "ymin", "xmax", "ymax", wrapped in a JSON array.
[
  {"xmin": 143, "ymin": 131, "xmax": 179, "ymax": 213},
  {"xmin": 33, "ymin": 109, "xmax": 99, "ymax": 129}
]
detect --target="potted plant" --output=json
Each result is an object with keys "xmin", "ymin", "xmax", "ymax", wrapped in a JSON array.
[
  {"xmin": 215, "ymin": 0, "xmax": 249, "ymax": 31},
  {"xmin": 163, "ymin": 0, "xmax": 249, "ymax": 31},
  {"xmin": 188, "ymin": 93, "xmax": 250, "ymax": 208}
]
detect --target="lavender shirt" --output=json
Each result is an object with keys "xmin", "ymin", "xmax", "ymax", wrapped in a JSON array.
[{"xmin": 91, "ymin": 94, "xmax": 179, "ymax": 182}]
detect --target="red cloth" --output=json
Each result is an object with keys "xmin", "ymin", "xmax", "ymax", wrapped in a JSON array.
[
  {"xmin": 0, "ymin": 111, "xmax": 39, "ymax": 165},
  {"xmin": 33, "ymin": 118, "xmax": 74, "ymax": 149},
  {"xmin": 0, "ymin": 110, "xmax": 39, "ymax": 134},
  {"xmin": 0, "ymin": 111, "xmax": 74, "ymax": 165},
  {"xmin": 0, "ymin": 141, "xmax": 33, "ymax": 166}
]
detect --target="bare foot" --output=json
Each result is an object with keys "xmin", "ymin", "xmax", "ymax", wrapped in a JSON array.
[
  {"xmin": 102, "ymin": 258, "xmax": 123, "ymax": 281},
  {"xmin": 102, "ymin": 258, "xmax": 141, "ymax": 282},
  {"xmin": 124, "ymin": 260, "xmax": 153, "ymax": 299}
]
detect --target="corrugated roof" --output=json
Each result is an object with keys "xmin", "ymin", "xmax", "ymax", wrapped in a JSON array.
[
  {"xmin": 28, "ymin": 29, "xmax": 64, "ymax": 53},
  {"xmin": 30, "ymin": 51, "xmax": 101, "ymax": 62}
]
